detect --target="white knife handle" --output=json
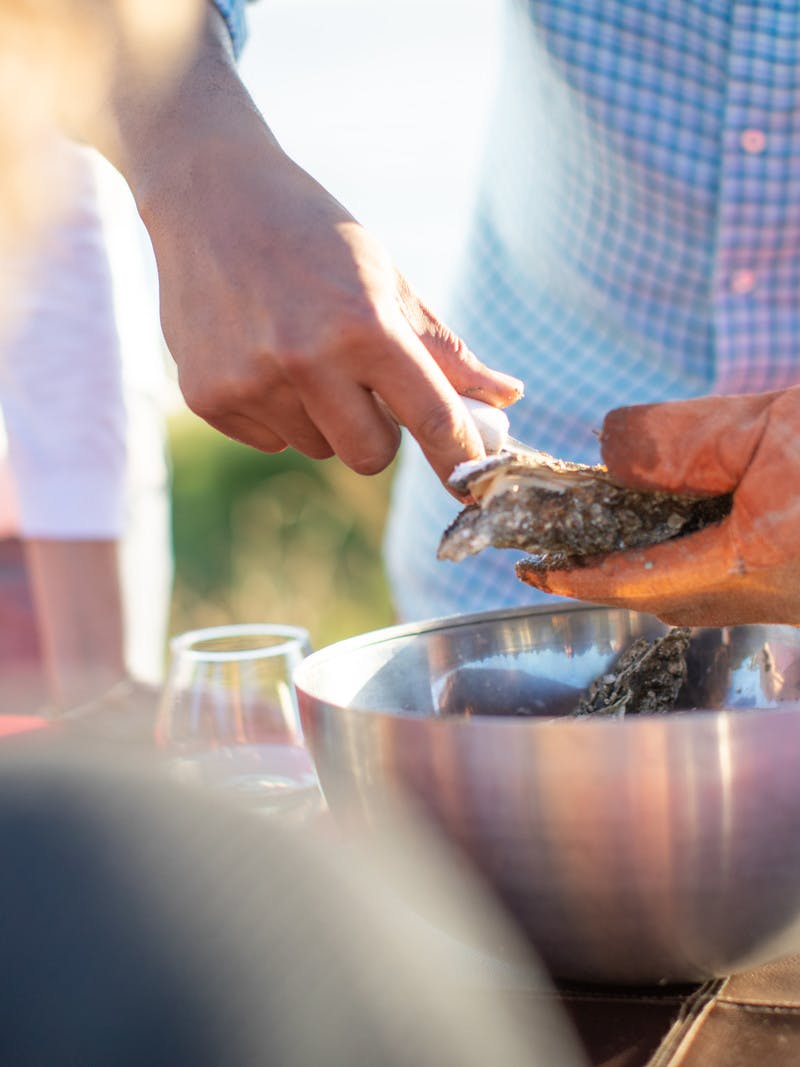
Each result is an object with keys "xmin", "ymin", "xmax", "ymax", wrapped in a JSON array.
[{"xmin": 460, "ymin": 396, "xmax": 510, "ymax": 454}]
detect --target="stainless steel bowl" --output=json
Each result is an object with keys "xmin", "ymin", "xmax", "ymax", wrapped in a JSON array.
[{"xmin": 294, "ymin": 604, "xmax": 800, "ymax": 984}]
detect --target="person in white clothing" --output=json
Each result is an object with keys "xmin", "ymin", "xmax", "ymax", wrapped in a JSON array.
[{"xmin": 0, "ymin": 142, "xmax": 171, "ymax": 712}]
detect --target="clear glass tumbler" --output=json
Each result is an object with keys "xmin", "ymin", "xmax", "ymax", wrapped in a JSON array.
[{"xmin": 156, "ymin": 624, "xmax": 321, "ymax": 818}]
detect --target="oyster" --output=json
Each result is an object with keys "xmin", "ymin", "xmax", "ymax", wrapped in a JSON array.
[
  {"xmin": 574, "ymin": 627, "xmax": 691, "ymax": 717},
  {"xmin": 436, "ymin": 623, "xmax": 791, "ymax": 720},
  {"xmin": 436, "ymin": 627, "xmax": 693, "ymax": 719},
  {"xmin": 438, "ymin": 451, "xmax": 731, "ymax": 572}
]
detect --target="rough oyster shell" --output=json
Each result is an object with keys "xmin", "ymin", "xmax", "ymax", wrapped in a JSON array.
[
  {"xmin": 437, "ymin": 451, "xmax": 732, "ymax": 572},
  {"xmin": 574, "ymin": 627, "xmax": 692, "ymax": 717}
]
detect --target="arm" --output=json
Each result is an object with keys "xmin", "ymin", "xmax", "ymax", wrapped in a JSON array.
[
  {"xmin": 521, "ymin": 388, "xmax": 800, "ymax": 627},
  {"xmin": 24, "ymin": 539, "xmax": 125, "ymax": 709},
  {"xmin": 1, "ymin": 142, "xmax": 130, "ymax": 710},
  {"xmin": 97, "ymin": 6, "xmax": 523, "ymax": 487}
]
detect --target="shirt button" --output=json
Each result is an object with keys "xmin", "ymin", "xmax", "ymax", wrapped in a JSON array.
[
  {"xmin": 741, "ymin": 128, "xmax": 766, "ymax": 154},
  {"xmin": 731, "ymin": 269, "xmax": 756, "ymax": 295}
]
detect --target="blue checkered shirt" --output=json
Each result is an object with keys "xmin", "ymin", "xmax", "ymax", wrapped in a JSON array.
[
  {"xmin": 211, "ymin": 0, "xmax": 248, "ymax": 56},
  {"xmin": 217, "ymin": 0, "xmax": 800, "ymax": 623},
  {"xmin": 386, "ymin": 0, "xmax": 800, "ymax": 623}
]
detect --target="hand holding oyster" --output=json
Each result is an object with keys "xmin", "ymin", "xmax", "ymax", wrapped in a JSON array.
[
  {"xmin": 440, "ymin": 389, "xmax": 800, "ymax": 628},
  {"xmin": 438, "ymin": 448, "xmax": 732, "ymax": 576}
]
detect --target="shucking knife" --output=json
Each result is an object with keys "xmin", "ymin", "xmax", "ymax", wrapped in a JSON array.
[{"xmin": 460, "ymin": 396, "xmax": 541, "ymax": 457}]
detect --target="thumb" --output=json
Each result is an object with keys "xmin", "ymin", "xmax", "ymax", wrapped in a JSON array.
[
  {"xmin": 395, "ymin": 273, "xmax": 524, "ymax": 406},
  {"xmin": 599, "ymin": 391, "xmax": 778, "ymax": 496}
]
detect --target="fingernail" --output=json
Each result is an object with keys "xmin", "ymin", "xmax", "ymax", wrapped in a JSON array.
[{"xmin": 501, "ymin": 375, "xmax": 525, "ymax": 399}]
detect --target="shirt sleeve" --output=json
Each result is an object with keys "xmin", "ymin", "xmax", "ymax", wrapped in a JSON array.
[
  {"xmin": 210, "ymin": 0, "xmax": 249, "ymax": 57},
  {"xmin": 0, "ymin": 146, "xmax": 127, "ymax": 540}
]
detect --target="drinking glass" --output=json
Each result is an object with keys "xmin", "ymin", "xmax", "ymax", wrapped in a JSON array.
[{"xmin": 156, "ymin": 624, "xmax": 322, "ymax": 818}]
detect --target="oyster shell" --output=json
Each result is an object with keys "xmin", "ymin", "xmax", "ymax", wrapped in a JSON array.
[
  {"xmin": 435, "ymin": 626, "xmax": 693, "ymax": 718},
  {"xmin": 438, "ymin": 450, "xmax": 731, "ymax": 571},
  {"xmin": 574, "ymin": 627, "xmax": 691, "ymax": 717}
]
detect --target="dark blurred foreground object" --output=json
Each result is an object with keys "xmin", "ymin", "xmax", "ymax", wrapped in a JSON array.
[{"xmin": 0, "ymin": 738, "xmax": 584, "ymax": 1067}]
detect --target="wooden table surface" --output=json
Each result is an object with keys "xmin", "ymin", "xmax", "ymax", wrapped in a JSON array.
[{"xmin": 529, "ymin": 954, "xmax": 800, "ymax": 1066}]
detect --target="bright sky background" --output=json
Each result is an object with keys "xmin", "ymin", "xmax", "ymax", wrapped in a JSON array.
[{"xmin": 239, "ymin": 0, "xmax": 504, "ymax": 312}]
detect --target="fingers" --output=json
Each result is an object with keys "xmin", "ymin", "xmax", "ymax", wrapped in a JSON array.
[
  {"xmin": 396, "ymin": 275, "xmax": 524, "ymax": 407},
  {"xmin": 517, "ymin": 514, "xmax": 799, "ymax": 625},
  {"xmin": 203, "ymin": 409, "xmax": 332, "ymax": 460},
  {"xmin": 181, "ymin": 312, "xmax": 483, "ymax": 478},
  {"xmin": 600, "ymin": 391, "xmax": 777, "ymax": 495},
  {"xmin": 358, "ymin": 314, "xmax": 489, "ymax": 484},
  {"xmin": 201, "ymin": 412, "xmax": 287, "ymax": 454},
  {"xmin": 704, "ymin": 386, "xmax": 800, "ymax": 568},
  {"xmin": 517, "ymin": 520, "xmax": 743, "ymax": 616},
  {"xmin": 652, "ymin": 562, "xmax": 800, "ymax": 625},
  {"xmin": 516, "ymin": 386, "xmax": 800, "ymax": 627},
  {"xmin": 203, "ymin": 323, "xmax": 478, "ymax": 482},
  {"xmin": 298, "ymin": 376, "xmax": 402, "ymax": 476}
]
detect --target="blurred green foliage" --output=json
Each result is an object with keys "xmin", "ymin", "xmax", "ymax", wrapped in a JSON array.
[{"xmin": 168, "ymin": 413, "xmax": 397, "ymax": 651}]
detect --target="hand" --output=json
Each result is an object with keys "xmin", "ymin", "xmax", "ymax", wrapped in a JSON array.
[
  {"xmin": 520, "ymin": 388, "xmax": 800, "ymax": 626},
  {"xmin": 111, "ymin": 13, "xmax": 522, "ymax": 486}
]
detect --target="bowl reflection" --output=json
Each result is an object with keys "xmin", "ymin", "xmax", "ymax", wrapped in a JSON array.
[{"xmin": 294, "ymin": 604, "xmax": 800, "ymax": 984}]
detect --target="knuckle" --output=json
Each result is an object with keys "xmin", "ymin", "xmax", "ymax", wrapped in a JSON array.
[
  {"xmin": 329, "ymin": 301, "xmax": 384, "ymax": 351},
  {"xmin": 456, "ymin": 344, "xmax": 481, "ymax": 373},
  {"xmin": 180, "ymin": 365, "xmax": 265, "ymax": 418},
  {"xmin": 438, "ymin": 328, "xmax": 472, "ymax": 362},
  {"xmin": 347, "ymin": 442, "xmax": 397, "ymax": 476},
  {"xmin": 279, "ymin": 303, "xmax": 389, "ymax": 384},
  {"xmin": 279, "ymin": 344, "xmax": 320, "ymax": 388},
  {"xmin": 225, "ymin": 373, "xmax": 263, "ymax": 408},
  {"xmin": 349, "ymin": 456, "xmax": 389, "ymax": 476},
  {"xmin": 306, "ymin": 442, "xmax": 336, "ymax": 461},
  {"xmin": 179, "ymin": 376, "xmax": 220, "ymax": 419},
  {"xmin": 416, "ymin": 400, "xmax": 463, "ymax": 450}
]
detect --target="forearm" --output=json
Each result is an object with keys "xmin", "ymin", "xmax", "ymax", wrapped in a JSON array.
[
  {"xmin": 99, "ymin": 5, "xmax": 278, "ymax": 212},
  {"xmin": 23, "ymin": 540, "xmax": 126, "ymax": 710},
  {"xmin": 86, "ymin": 1, "xmax": 521, "ymax": 484}
]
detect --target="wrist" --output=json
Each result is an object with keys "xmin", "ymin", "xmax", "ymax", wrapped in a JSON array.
[{"xmin": 104, "ymin": 6, "xmax": 276, "ymax": 215}]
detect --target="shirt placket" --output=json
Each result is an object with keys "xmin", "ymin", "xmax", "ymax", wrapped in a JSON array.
[{"xmin": 712, "ymin": 4, "xmax": 800, "ymax": 395}]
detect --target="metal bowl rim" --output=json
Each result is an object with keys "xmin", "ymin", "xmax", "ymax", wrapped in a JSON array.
[{"xmin": 294, "ymin": 602, "xmax": 800, "ymax": 727}]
